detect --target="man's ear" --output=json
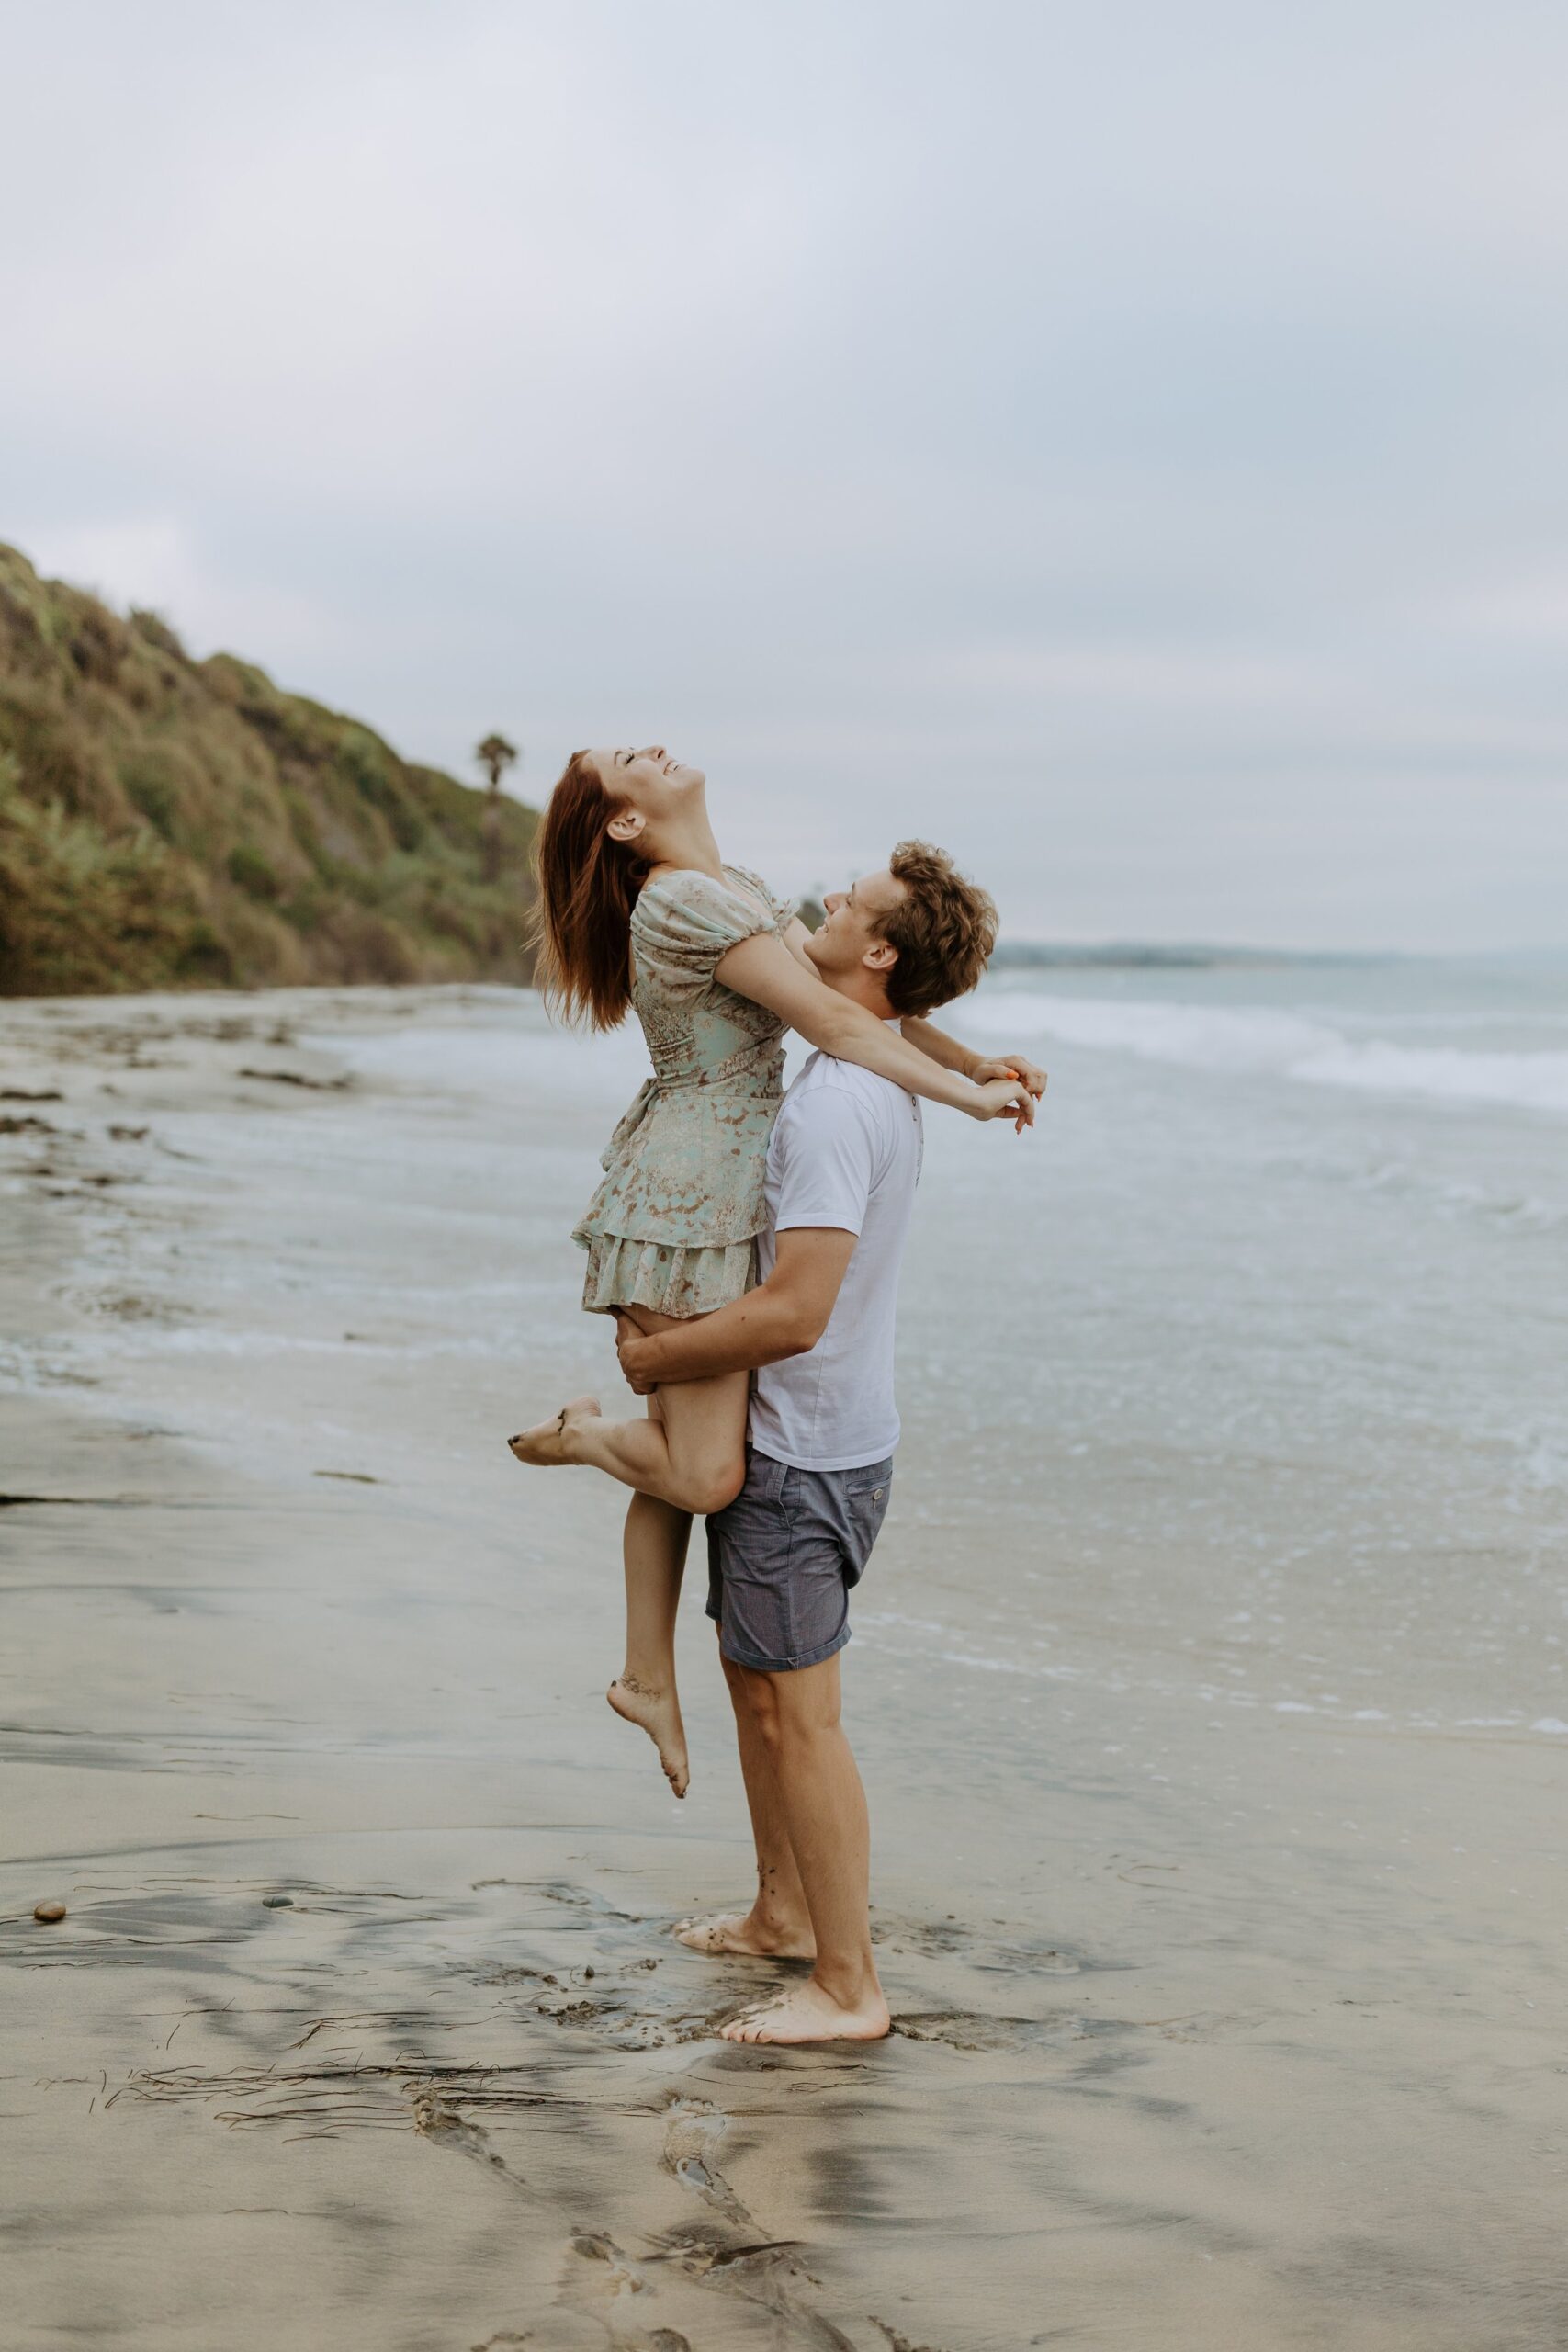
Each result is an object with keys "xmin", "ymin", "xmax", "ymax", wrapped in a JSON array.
[
  {"xmin": 863, "ymin": 938, "xmax": 898, "ymax": 974},
  {"xmin": 606, "ymin": 807, "xmax": 647, "ymax": 845}
]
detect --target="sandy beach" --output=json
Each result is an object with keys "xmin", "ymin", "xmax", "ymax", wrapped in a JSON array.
[{"xmin": 3, "ymin": 981, "xmax": 1564, "ymax": 2351}]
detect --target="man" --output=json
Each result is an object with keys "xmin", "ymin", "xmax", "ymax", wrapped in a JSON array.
[{"xmin": 615, "ymin": 842, "xmax": 1044, "ymax": 2044}]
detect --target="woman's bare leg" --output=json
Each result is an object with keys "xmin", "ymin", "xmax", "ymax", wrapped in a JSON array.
[
  {"xmin": 508, "ymin": 1306, "xmax": 750, "ymax": 1796},
  {"xmin": 607, "ymin": 1490, "xmax": 693, "ymax": 1798},
  {"xmin": 509, "ymin": 1306, "xmax": 749, "ymax": 1517},
  {"xmin": 588, "ymin": 1357, "xmax": 743, "ymax": 1792}
]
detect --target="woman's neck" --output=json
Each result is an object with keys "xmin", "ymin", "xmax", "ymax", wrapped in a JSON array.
[{"xmin": 644, "ymin": 806, "xmax": 726, "ymax": 883}]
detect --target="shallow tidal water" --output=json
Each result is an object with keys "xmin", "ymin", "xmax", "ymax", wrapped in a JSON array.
[{"xmin": 2, "ymin": 968, "xmax": 1564, "ymax": 2349}]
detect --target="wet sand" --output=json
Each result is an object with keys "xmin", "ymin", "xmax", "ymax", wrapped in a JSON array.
[{"xmin": 2, "ymin": 988, "xmax": 1563, "ymax": 2350}]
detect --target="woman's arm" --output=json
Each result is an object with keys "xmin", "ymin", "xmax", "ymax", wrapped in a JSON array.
[{"xmin": 715, "ymin": 931, "xmax": 1034, "ymax": 1125}]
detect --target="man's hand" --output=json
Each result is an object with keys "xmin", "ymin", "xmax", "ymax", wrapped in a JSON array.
[
  {"xmin": 971, "ymin": 1051, "xmax": 1047, "ymax": 1100},
  {"xmin": 610, "ymin": 1230, "xmax": 857, "ymax": 1390},
  {"xmin": 613, "ymin": 1313, "xmax": 658, "ymax": 1395}
]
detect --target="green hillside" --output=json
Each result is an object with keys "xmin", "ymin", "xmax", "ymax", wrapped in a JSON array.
[{"xmin": 0, "ymin": 544, "xmax": 538, "ymax": 996}]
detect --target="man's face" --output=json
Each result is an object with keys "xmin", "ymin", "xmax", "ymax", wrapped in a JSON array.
[{"xmin": 804, "ymin": 867, "xmax": 906, "ymax": 989}]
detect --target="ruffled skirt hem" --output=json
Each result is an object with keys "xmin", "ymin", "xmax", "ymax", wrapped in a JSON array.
[{"xmin": 575, "ymin": 1229, "xmax": 758, "ymax": 1320}]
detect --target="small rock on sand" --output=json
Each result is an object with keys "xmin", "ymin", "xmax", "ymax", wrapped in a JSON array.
[{"xmin": 33, "ymin": 1900, "xmax": 67, "ymax": 1923}]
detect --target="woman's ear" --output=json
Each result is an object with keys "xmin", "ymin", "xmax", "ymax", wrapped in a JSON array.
[{"xmin": 606, "ymin": 807, "xmax": 647, "ymax": 845}]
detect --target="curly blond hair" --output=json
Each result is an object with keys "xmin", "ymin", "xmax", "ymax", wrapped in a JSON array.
[{"xmin": 876, "ymin": 841, "xmax": 998, "ymax": 1017}]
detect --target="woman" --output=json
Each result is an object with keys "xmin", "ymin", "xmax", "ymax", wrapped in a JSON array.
[{"xmin": 509, "ymin": 744, "xmax": 1037, "ymax": 1795}]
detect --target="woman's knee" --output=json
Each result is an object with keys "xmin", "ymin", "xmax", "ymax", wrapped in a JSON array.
[
  {"xmin": 706, "ymin": 1453, "xmax": 748, "ymax": 1514},
  {"xmin": 671, "ymin": 1451, "xmax": 746, "ymax": 1518}
]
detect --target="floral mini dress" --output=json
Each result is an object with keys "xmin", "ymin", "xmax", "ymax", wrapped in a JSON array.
[{"xmin": 573, "ymin": 864, "xmax": 796, "ymax": 1320}]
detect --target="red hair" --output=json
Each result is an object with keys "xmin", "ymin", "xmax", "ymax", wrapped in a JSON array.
[{"xmin": 530, "ymin": 751, "xmax": 648, "ymax": 1028}]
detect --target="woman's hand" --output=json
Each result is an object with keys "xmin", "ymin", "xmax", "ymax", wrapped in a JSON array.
[
  {"xmin": 971, "ymin": 1051, "xmax": 1047, "ymax": 1100},
  {"xmin": 967, "ymin": 1074, "xmax": 1037, "ymax": 1130}
]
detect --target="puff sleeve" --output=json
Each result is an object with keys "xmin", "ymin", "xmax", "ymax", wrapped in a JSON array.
[
  {"xmin": 725, "ymin": 865, "xmax": 799, "ymax": 935},
  {"xmin": 630, "ymin": 868, "xmax": 788, "ymax": 987}
]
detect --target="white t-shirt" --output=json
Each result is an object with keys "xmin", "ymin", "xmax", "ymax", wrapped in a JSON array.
[{"xmin": 749, "ymin": 1046, "xmax": 924, "ymax": 1472}]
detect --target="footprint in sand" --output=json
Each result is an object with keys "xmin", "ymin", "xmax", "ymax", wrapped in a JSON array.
[
  {"xmin": 892, "ymin": 2010, "xmax": 1070, "ymax": 2053},
  {"xmin": 660, "ymin": 2095, "xmax": 752, "ymax": 2227}
]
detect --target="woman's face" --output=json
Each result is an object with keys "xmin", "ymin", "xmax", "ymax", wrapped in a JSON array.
[{"xmin": 588, "ymin": 745, "xmax": 705, "ymax": 824}]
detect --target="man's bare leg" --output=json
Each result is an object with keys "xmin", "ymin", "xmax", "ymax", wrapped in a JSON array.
[
  {"xmin": 718, "ymin": 1656, "xmax": 890, "ymax": 2043},
  {"xmin": 607, "ymin": 1493, "xmax": 693, "ymax": 1798},
  {"xmin": 676, "ymin": 1639, "xmax": 815, "ymax": 1958}
]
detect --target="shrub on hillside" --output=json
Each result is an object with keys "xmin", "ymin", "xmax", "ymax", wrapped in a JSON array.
[
  {"xmin": 0, "ymin": 760, "xmax": 216, "ymax": 993},
  {"xmin": 227, "ymin": 842, "xmax": 282, "ymax": 900},
  {"xmin": 0, "ymin": 544, "xmax": 539, "ymax": 996}
]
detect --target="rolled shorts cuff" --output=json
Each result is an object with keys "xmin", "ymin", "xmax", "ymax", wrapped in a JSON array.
[{"xmin": 704, "ymin": 1602, "xmax": 852, "ymax": 1678}]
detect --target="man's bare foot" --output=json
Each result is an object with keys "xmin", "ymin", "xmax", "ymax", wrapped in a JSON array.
[
  {"xmin": 607, "ymin": 1674, "xmax": 689, "ymax": 1800},
  {"xmin": 718, "ymin": 1975, "xmax": 891, "ymax": 2044},
  {"xmin": 507, "ymin": 1395, "xmax": 601, "ymax": 1466},
  {"xmin": 675, "ymin": 1910, "xmax": 816, "ymax": 1962}
]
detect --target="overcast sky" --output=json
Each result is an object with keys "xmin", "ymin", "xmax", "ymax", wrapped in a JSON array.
[{"xmin": 4, "ymin": 1, "xmax": 1567, "ymax": 947}]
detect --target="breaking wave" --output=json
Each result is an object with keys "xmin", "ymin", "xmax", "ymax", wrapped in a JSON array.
[{"xmin": 963, "ymin": 995, "xmax": 1568, "ymax": 1116}]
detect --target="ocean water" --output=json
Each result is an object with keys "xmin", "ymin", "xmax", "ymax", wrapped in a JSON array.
[
  {"xmin": 899, "ymin": 956, "xmax": 1568, "ymax": 1740},
  {"xmin": 11, "ymin": 957, "xmax": 1566, "ymax": 1753}
]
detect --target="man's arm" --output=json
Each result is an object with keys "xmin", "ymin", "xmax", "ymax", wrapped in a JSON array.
[
  {"xmin": 616, "ymin": 1228, "xmax": 858, "ymax": 1393},
  {"xmin": 777, "ymin": 948, "xmax": 1044, "ymax": 1104},
  {"xmin": 900, "ymin": 1015, "xmax": 1048, "ymax": 1102},
  {"xmin": 898, "ymin": 1014, "xmax": 983, "ymax": 1078}
]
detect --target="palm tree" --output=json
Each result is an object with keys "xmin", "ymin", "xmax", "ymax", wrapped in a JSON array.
[{"xmin": 475, "ymin": 732, "xmax": 518, "ymax": 884}]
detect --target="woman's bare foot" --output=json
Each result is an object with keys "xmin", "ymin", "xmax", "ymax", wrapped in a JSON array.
[
  {"xmin": 507, "ymin": 1395, "xmax": 601, "ymax": 1465},
  {"xmin": 718, "ymin": 1976, "xmax": 891, "ymax": 2044},
  {"xmin": 675, "ymin": 1909, "xmax": 816, "ymax": 1962},
  {"xmin": 607, "ymin": 1673, "xmax": 689, "ymax": 1800}
]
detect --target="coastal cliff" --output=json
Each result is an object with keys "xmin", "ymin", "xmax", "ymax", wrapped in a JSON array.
[{"xmin": 0, "ymin": 544, "xmax": 537, "ymax": 996}]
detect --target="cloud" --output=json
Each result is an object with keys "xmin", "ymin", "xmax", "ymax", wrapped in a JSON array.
[
  {"xmin": 3, "ymin": 0, "xmax": 1568, "ymax": 946},
  {"xmin": 15, "ymin": 517, "xmax": 337, "ymax": 669}
]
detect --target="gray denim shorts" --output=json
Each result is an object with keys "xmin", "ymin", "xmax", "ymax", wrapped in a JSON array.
[{"xmin": 705, "ymin": 1448, "xmax": 894, "ymax": 1674}]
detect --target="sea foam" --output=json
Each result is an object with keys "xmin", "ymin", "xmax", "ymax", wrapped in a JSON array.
[{"xmin": 961, "ymin": 994, "xmax": 1568, "ymax": 1116}]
